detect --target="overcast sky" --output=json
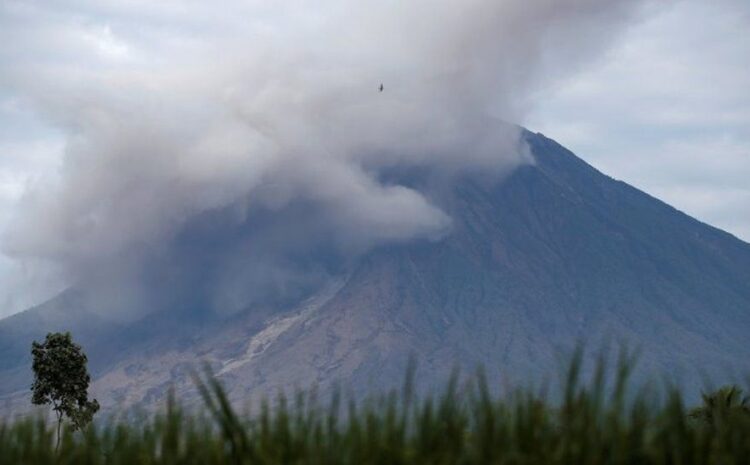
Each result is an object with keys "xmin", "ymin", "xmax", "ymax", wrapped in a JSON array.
[
  {"xmin": 528, "ymin": 0, "xmax": 750, "ymax": 242},
  {"xmin": 0, "ymin": 0, "xmax": 747, "ymax": 318}
]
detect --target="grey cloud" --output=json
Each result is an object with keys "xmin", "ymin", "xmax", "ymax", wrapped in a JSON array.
[{"xmin": 0, "ymin": 0, "xmax": 649, "ymax": 317}]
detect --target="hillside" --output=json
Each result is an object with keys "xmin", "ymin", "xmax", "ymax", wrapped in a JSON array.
[{"xmin": 2, "ymin": 129, "xmax": 749, "ymax": 412}]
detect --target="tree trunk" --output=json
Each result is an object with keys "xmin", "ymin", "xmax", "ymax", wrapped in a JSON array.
[{"xmin": 55, "ymin": 409, "xmax": 62, "ymax": 452}]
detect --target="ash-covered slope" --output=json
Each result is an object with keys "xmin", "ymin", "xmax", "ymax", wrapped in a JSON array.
[
  {"xmin": 201, "ymin": 131, "xmax": 750, "ymax": 402},
  {"xmin": 2, "ymin": 130, "xmax": 749, "ymax": 411}
]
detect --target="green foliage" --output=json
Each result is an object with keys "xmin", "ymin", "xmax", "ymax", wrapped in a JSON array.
[
  {"xmin": 1, "ymin": 356, "xmax": 748, "ymax": 464},
  {"xmin": 30, "ymin": 332, "xmax": 100, "ymax": 445},
  {"xmin": 689, "ymin": 385, "xmax": 750, "ymax": 427}
]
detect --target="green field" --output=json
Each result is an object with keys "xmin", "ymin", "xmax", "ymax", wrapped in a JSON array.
[{"xmin": 2, "ymin": 355, "xmax": 749, "ymax": 465}]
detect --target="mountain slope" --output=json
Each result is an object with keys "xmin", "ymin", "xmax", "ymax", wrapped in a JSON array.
[{"xmin": 1, "ymin": 130, "xmax": 749, "ymax": 411}]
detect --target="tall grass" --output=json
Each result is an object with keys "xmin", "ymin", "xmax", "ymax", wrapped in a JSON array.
[{"xmin": 1, "ymin": 355, "xmax": 748, "ymax": 464}]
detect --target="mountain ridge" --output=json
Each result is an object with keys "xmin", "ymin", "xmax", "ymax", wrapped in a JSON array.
[{"xmin": 1, "ymin": 128, "xmax": 749, "ymax": 413}]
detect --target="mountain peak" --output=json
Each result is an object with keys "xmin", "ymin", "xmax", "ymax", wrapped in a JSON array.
[{"xmin": 1, "ymin": 130, "xmax": 748, "ymax": 412}]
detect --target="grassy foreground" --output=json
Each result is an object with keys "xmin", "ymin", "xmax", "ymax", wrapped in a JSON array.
[{"xmin": 1, "ymin": 357, "xmax": 749, "ymax": 464}]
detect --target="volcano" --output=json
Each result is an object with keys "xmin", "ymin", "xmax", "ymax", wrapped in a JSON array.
[{"xmin": 2, "ymin": 129, "xmax": 749, "ymax": 412}]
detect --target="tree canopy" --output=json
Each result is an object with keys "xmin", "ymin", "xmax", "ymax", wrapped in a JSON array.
[{"xmin": 31, "ymin": 332, "xmax": 99, "ymax": 449}]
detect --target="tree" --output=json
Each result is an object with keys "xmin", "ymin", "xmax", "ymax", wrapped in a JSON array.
[
  {"xmin": 688, "ymin": 385, "xmax": 750, "ymax": 427},
  {"xmin": 31, "ymin": 332, "xmax": 100, "ymax": 451}
]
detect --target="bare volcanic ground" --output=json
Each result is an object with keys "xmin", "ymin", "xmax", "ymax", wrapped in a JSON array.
[{"xmin": 2, "ymin": 130, "xmax": 749, "ymax": 413}]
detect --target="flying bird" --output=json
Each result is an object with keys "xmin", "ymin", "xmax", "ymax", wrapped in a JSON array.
[{"xmin": 379, "ymin": 83, "xmax": 384, "ymax": 92}]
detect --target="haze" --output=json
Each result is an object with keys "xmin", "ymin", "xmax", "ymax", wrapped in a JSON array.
[{"xmin": 0, "ymin": 0, "xmax": 747, "ymax": 318}]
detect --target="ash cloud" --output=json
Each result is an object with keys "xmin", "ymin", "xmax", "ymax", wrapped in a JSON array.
[{"xmin": 0, "ymin": 0, "xmax": 649, "ymax": 318}]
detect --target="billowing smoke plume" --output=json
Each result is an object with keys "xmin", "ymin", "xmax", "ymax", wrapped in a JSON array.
[{"xmin": 0, "ymin": 0, "xmax": 649, "ymax": 319}]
